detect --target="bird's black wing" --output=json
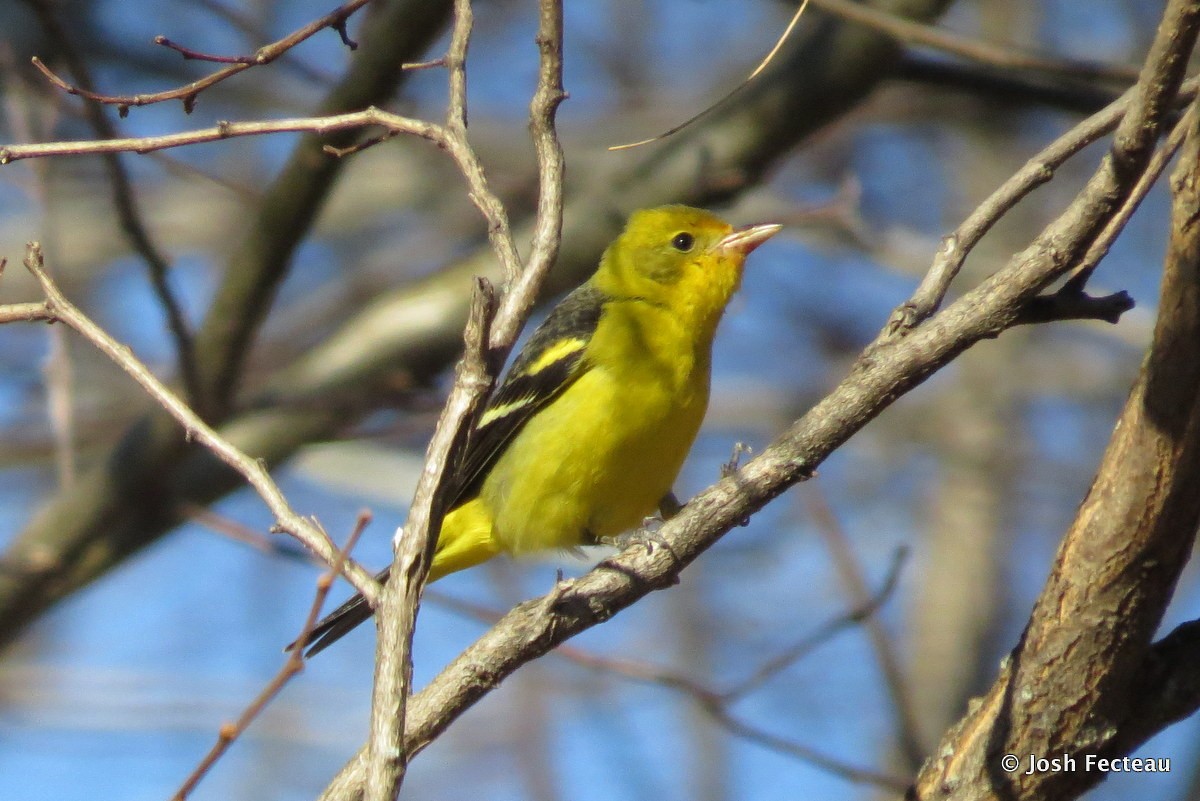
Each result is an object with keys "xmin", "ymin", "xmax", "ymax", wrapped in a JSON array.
[{"xmin": 446, "ymin": 283, "xmax": 605, "ymax": 505}]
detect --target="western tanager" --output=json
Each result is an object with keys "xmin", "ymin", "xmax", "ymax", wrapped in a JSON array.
[{"xmin": 297, "ymin": 205, "xmax": 780, "ymax": 655}]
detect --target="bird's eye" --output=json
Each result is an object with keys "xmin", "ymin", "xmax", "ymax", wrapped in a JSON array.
[{"xmin": 671, "ymin": 232, "xmax": 695, "ymax": 252}]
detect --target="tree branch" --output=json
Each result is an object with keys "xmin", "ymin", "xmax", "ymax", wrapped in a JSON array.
[
  {"xmin": 810, "ymin": 0, "xmax": 1138, "ymax": 86},
  {"xmin": 9, "ymin": 244, "xmax": 380, "ymax": 602},
  {"xmin": 888, "ymin": 74, "xmax": 1199, "ymax": 336},
  {"xmin": 362, "ymin": 3, "xmax": 564, "ymax": 798},
  {"xmin": 912, "ymin": 8, "xmax": 1200, "ymax": 796},
  {"xmin": 30, "ymin": 0, "xmax": 372, "ymax": 114}
]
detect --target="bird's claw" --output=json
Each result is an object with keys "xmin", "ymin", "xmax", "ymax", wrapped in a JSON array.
[{"xmin": 610, "ymin": 521, "xmax": 672, "ymax": 556}]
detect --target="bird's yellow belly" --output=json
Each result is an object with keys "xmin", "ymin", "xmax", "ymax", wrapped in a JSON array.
[{"xmin": 479, "ymin": 364, "xmax": 707, "ymax": 554}]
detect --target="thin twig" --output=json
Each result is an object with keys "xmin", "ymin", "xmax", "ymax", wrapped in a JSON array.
[
  {"xmin": 402, "ymin": 57, "xmax": 447, "ymax": 71},
  {"xmin": 31, "ymin": 0, "xmax": 370, "ymax": 114},
  {"xmin": 886, "ymin": 74, "xmax": 1200, "ymax": 336},
  {"xmin": 435, "ymin": 0, "xmax": 524, "ymax": 287},
  {"xmin": 171, "ymin": 510, "xmax": 372, "ymax": 801},
  {"xmin": 181, "ymin": 0, "xmax": 340, "ymax": 87},
  {"xmin": 362, "ymin": 4, "xmax": 565, "ymax": 798},
  {"xmin": 10, "ymin": 244, "xmax": 380, "ymax": 604},
  {"xmin": 155, "ymin": 36, "xmax": 261, "ymax": 64},
  {"xmin": 1069, "ymin": 102, "xmax": 1196, "ymax": 287},
  {"xmin": 609, "ymin": 0, "xmax": 811, "ymax": 151},
  {"xmin": 0, "ymin": 107, "xmax": 444, "ymax": 162}
]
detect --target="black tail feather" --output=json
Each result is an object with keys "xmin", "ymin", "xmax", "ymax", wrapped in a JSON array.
[{"xmin": 288, "ymin": 567, "xmax": 390, "ymax": 657}]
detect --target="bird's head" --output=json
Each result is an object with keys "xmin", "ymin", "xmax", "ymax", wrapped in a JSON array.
[{"xmin": 595, "ymin": 205, "xmax": 780, "ymax": 328}]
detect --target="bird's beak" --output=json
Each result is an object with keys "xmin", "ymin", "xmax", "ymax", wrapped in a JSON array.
[{"xmin": 713, "ymin": 223, "xmax": 782, "ymax": 256}]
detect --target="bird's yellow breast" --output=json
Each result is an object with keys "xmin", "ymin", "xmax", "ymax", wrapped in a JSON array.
[{"xmin": 479, "ymin": 299, "xmax": 711, "ymax": 553}]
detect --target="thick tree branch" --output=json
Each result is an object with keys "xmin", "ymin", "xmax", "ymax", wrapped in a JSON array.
[
  {"xmin": 898, "ymin": 57, "xmax": 1125, "ymax": 116},
  {"xmin": 912, "ymin": 15, "xmax": 1200, "ymax": 801},
  {"xmin": 810, "ymin": 0, "xmax": 1137, "ymax": 85}
]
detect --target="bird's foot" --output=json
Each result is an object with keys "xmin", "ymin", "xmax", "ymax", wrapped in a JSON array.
[{"xmin": 606, "ymin": 518, "xmax": 674, "ymax": 557}]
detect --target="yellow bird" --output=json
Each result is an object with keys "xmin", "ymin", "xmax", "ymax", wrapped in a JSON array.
[{"xmin": 298, "ymin": 205, "xmax": 780, "ymax": 655}]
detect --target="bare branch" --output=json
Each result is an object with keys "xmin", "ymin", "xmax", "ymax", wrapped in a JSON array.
[
  {"xmin": 913, "ymin": 5, "xmax": 1200, "ymax": 797},
  {"xmin": 433, "ymin": 0, "xmax": 524, "ymax": 287},
  {"xmin": 31, "ymin": 0, "xmax": 371, "ymax": 114},
  {"xmin": 0, "ymin": 301, "xmax": 52, "ymax": 324},
  {"xmin": 0, "ymin": 108, "xmax": 445, "ymax": 162},
  {"xmin": 9, "ymin": 244, "xmax": 380, "ymax": 604},
  {"xmin": 1067, "ymin": 102, "xmax": 1196, "ymax": 287},
  {"xmin": 489, "ymin": 0, "xmax": 566, "ymax": 349},
  {"xmin": 363, "ymin": 2, "xmax": 565, "ymax": 797},
  {"xmin": 888, "ymin": 74, "xmax": 1200, "ymax": 335},
  {"xmin": 364, "ymin": 281, "xmax": 497, "ymax": 801},
  {"xmin": 1014, "ymin": 287, "xmax": 1135, "ymax": 326},
  {"xmin": 153, "ymin": 36, "xmax": 265, "ymax": 65}
]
